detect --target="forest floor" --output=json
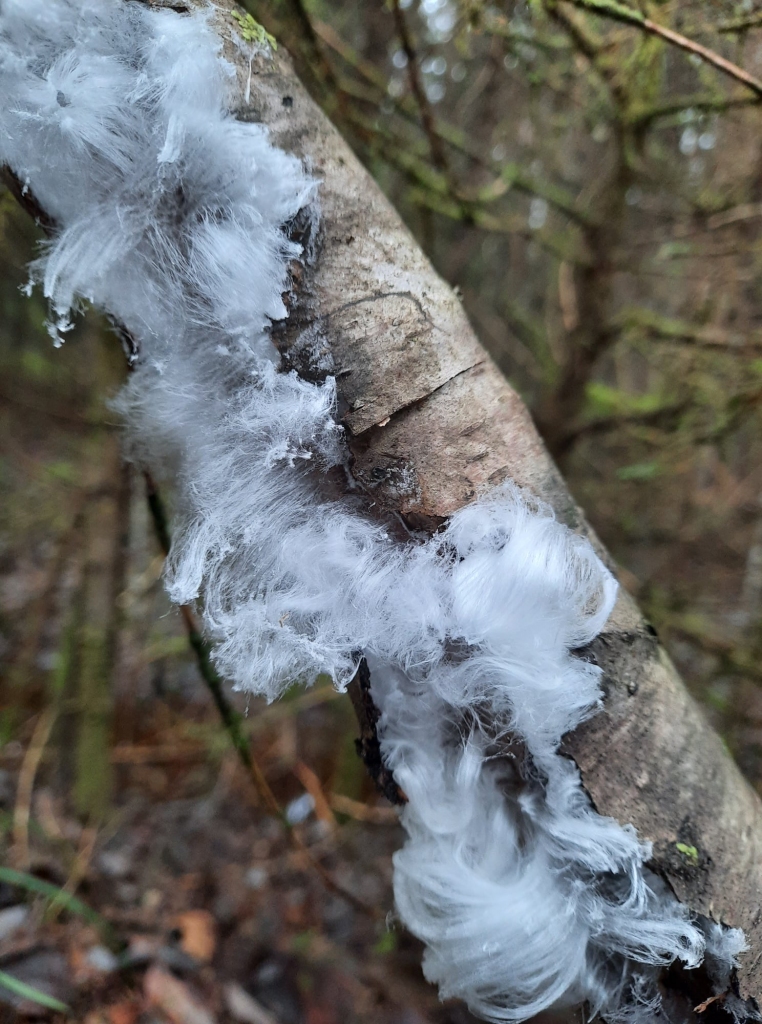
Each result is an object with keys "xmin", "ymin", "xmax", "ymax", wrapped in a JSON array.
[{"xmin": 0, "ymin": 674, "xmax": 479, "ymax": 1024}]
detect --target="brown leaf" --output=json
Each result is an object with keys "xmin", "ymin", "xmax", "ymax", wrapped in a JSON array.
[
  {"xmin": 224, "ymin": 983, "xmax": 279, "ymax": 1024},
  {"xmin": 144, "ymin": 965, "xmax": 215, "ymax": 1024},
  {"xmin": 106, "ymin": 1003, "xmax": 141, "ymax": 1024},
  {"xmin": 173, "ymin": 910, "xmax": 216, "ymax": 963}
]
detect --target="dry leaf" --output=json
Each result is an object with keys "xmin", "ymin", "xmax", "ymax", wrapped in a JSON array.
[
  {"xmin": 173, "ymin": 909, "xmax": 216, "ymax": 963},
  {"xmin": 107, "ymin": 1003, "xmax": 141, "ymax": 1024},
  {"xmin": 144, "ymin": 965, "xmax": 215, "ymax": 1024},
  {"xmin": 224, "ymin": 983, "xmax": 279, "ymax": 1024}
]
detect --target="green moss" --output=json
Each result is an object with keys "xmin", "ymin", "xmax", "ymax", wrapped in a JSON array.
[
  {"xmin": 675, "ymin": 842, "xmax": 699, "ymax": 865},
  {"xmin": 231, "ymin": 10, "xmax": 277, "ymax": 49},
  {"xmin": 373, "ymin": 929, "xmax": 398, "ymax": 954}
]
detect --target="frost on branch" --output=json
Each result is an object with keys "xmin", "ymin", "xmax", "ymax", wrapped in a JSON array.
[{"xmin": 0, "ymin": 1, "xmax": 746, "ymax": 1020}]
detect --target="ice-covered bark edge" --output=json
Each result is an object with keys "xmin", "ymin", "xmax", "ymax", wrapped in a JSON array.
[
  {"xmin": 0, "ymin": 0, "xmax": 759, "ymax": 1019},
  {"xmin": 200, "ymin": 0, "xmax": 762, "ymax": 1009}
]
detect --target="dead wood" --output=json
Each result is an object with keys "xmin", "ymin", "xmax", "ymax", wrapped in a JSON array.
[{"xmin": 201, "ymin": 3, "xmax": 762, "ymax": 1011}]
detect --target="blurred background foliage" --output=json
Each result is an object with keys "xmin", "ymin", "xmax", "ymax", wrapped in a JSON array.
[{"xmin": 3, "ymin": 0, "xmax": 762, "ymax": 1018}]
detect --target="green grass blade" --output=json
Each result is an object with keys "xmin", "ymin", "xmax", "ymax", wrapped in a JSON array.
[
  {"xmin": 0, "ymin": 866, "xmax": 110, "ymax": 936},
  {"xmin": 0, "ymin": 969, "xmax": 70, "ymax": 1014}
]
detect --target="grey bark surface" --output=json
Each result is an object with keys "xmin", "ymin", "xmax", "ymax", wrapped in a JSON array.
[
  {"xmin": 7, "ymin": 0, "xmax": 762, "ymax": 1013},
  {"xmin": 205, "ymin": 8, "xmax": 762, "ymax": 1005}
]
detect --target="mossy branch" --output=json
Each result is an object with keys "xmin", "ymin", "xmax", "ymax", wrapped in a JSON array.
[{"xmin": 562, "ymin": 0, "xmax": 762, "ymax": 96}]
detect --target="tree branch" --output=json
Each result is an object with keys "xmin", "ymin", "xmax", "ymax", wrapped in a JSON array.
[{"xmin": 563, "ymin": 0, "xmax": 762, "ymax": 97}]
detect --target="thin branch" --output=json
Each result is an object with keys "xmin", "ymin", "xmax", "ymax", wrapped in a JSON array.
[
  {"xmin": 717, "ymin": 11, "xmax": 762, "ymax": 34},
  {"xmin": 12, "ymin": 708, "xmax": 57, "ymax": 870},
  {"xmin": 664, "ymin": 616, "xmax": 762, "ymax": 686},
  {"xmin": 341, "ymin": 104, "xmax": 589, "ymax": 263},
  {"xmin": 240, "ymin": 0, "xmax": 339, "ymax": 98},
  {"xmin": 389, "ymin": 0, "xmax": 451, "ymax": 173},
  {"xmin": 556, "ymin": 401, "xmax": 688, "ymax": 454},
  {"xmin": 626, "ymin": 91, "xmax": 760, "ymax": 127},
  {"xmin": 545, "ymin": 0, "xmax": 630, "ymax": 111},
  {"xmin": 563, "ymin": 0, "xmax": 762, "ymax": 96},
  {"xmin": 313, "ymin": 19, "xmax": 591, "ymax": 226},
  {"xmin": 144, "ymin": 471, "xmax": 286, "ymax": 822},
  {"xmin": 1, "ymin": 168, "xmax": 141, "ymax": 362},
  {"xmin": 480, "ymin": 8, "xmax": 572, "ymax": 52},
  {"xmin": 1, "ymin": 167, "xmax": 56, "ymax": 232},
  {"xmin": 618, "ymin": 307, "xmax": 762, "ymax": 352},
  {"xmin": 706, "ymin": 202, "xmax": 762, "ymax": 231}
]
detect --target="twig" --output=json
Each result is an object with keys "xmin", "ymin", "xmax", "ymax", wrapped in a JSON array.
[
  {"xmin": 718, "ymin": 12, "xmax": 762, "ymax": 34},
  {"xmin": 12, "ymin": 707, "xmax": 57, "ymax": 870},
  {"xmin": 1, "ymin": 167, "xmax": 140, "ymax": 362},
  {"xmin": 389, "ymin": 0, "xmax": 450, "ymax": 173},
  {"xmin": 627, "ymin": 91, "xmax": 759, "ymax": 127},
  {"xmin": 666, "ymin": 616, "xmax": 762, "ymax": 685},
  {"xmin": 329, "ymin": 792, "xmax": 399, "ymax": 825},
  {"xmin": 556, "ymin": 402, "xmax": 688, "ymax": 455},
  {"xmin": 563, "ymin": 0, "xmax": 762, "ymax": 97},
  {"xmin": 4, "ymin": 494, "xmax": 87, "ymax": 709},
  {"xmin": 313, "ymin": 19, "xmax": 590, "ymax": 225},
  {"xmin": 706, "ymin": 202, "xmax": 762, "ymax": 231},
  {"xmin": 617, "ymin": 307, "xmax": 762, "ymax": 352},
  {"xmin": 243, "ymin": 0, "xmax": 340, "ymax": 100},
  {"xmin": 144, "ymin": 471, "xmax": 287, "ymax": 822},
  {"xmin": 545, "ymin": 0, "xmax": 630, "ymax": 111},
  {"xmin": 47, "ymin": 825, "xmax": 98, "ymax": 923},
  {"xmin": 1, "ymin": 167, "xmax": 56, "ymax": 232},
  {"xmin": 293, "ymin": 761, "xmax": 337, "ymax": 828},
  {"xmin": 349, "ymin": 658, "xmax": 407, "ymax": 806}
]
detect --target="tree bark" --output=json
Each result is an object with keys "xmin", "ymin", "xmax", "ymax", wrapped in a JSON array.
[{"xmin": 201, "ymin": 4, "xmax": 762, "ymax": 1010}]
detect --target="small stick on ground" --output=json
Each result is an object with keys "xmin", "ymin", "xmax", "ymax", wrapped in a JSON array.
[{"xmin": 12, "ymin": 707, "xmax": 57, "ymax": 870}]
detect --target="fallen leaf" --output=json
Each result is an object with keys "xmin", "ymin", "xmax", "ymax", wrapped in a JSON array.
[
  {"xmin": 224, "ymin": 983, "xmax": 279, "ymax": 1024},
  {"xmin": 173, "ymin": 910, "xmax": 216, "ymax": 963},
  {"xmin": 695, "ymin": 992, "xmax": 727, "ymax": 1013},
  {"xmin": 107, "ymin": 1002, "xmax": 141, "ymax": 1024},
  {"xmin": 144, "ymin": 965, "xmax": 214, "ymax": 1024}
]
